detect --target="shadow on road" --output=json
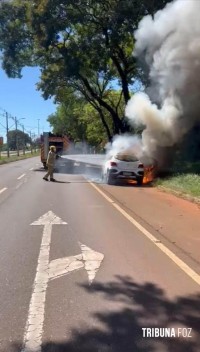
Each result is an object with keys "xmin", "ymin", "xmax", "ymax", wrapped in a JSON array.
[
  {"xmin": 34, "ymin": 164, "xmax": 154, "ymax": 188},
  {"xmin": 115, "ymin": 180, "xmax": 153, "ymax": 188},
  {"xmin": 34, "ymin": 164, "xmax": 152, "ymax": 185},
  {"xmin": 11, "ymin": 276, "xmax": 200, "ymax": 352},
  {"xmin": 47, "ymin": 180, "xmax": 71, "ymax": 184}
]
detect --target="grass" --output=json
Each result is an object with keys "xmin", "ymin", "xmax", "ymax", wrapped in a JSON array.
[
  {"xmin": 155, "ymin": 173, "xmax": 200, "ymax": 199},
  {"xmin": 154, "ymin": 160, "xmax": 200, "ymax": 200},
  {"xmin": 0, "ymin": 150, "xmax": 40, "ymax": 165}
]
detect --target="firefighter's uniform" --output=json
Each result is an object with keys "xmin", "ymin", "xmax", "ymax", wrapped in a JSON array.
[{"xmin": 43, "ymin": 146, "xmax": 56, "ymax": 181}]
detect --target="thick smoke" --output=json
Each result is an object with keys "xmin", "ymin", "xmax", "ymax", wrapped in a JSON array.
[
  {"xmin": 123, "ymin": 0, "xmax": 200, "ymax": 166},
  {"xmin": 106, "ymin": 134, "xmax": 143, "ymax": 159}
]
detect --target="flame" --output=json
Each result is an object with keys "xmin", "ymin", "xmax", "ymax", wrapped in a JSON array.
[
  {"xmin": 127, "ymin": 165, "xmax": 156, "ymax": 185},
  {"xmin": 143, "ymin": 165, "xmax": 156, "ymax": 184}
]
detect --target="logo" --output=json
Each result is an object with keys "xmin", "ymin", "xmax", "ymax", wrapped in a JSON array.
[{"xmin": 142, "ymin": 328, "xmax": 192, "ymax": 338}]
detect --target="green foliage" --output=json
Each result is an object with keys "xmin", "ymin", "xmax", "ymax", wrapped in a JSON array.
[
  {"xmin": 80, "ymin": 104, "xmax": 109, "ymax": 147},
  {"xmin": 48, "ymin": 99, "xmax": 87, "ymax": 142},
  {"xmin": 47, "ymin": 89, "xmax": 125, "ymax": 147},
  {"xmin": 0, "ymin": 143, "xmax": 8, "ymax": 152},
  {"xmin": 0, "ymin": 0, "xmax": 34, "ymax": 77},
  {"xmin": 47, "ymin": 95, "xmax": 108, "ymax": 147},
  {"xmin": 156, "ymin": 174, "xmax": 200, "ymax": 198},
  {"xmin": 7, "ymin": 129, "xmax": 31, "ymax": 150},
  {"xmin": 0, "ymin": 0, "xmax": 172, "ymax": 138}
]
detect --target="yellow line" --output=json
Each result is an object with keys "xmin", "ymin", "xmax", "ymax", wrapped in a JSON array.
[{"xmin": 89, "ymin": 182, "xmax": 200, "ymax": 286}]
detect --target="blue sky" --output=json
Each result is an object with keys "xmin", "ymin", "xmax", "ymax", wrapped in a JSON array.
[{"xmin": 0, "ymin": 67, "xmax": 56, "ymax": 141}]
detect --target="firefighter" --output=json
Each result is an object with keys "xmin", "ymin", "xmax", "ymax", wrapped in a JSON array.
[{"xmin": 43, "ymin": 145, "xmax": 57, "ymax": 182}]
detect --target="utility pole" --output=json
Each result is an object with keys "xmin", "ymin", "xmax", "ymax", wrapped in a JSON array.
[
  {"xmin": 22, "ymin": 125, "xmax": 25, "ymax": 155},
  {"xmin": 32, "ymin": 133, "xmax": 37, "ymax": 152},
  {"xmin": 37, "ymin": 119, "xmax": 40, "ymax": 137},
  {"xmin": 30, "ymin": 131, "xmax": 33, "ymax": 154},
  {"xmin": 6, "ymin": 112, "xmax": 9, "ymax": 158},
  {"xmin": 15, "ymin": 117, "xmax": 19, "ymax": 156}
]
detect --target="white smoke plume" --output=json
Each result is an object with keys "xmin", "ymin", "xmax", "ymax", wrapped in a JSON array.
[
  {"xmin": 124, "ymin": 0, "xmax": 200, "ymax": 165},
  {"xmin": 106, "ymin": 134, "xmax": 143, "ymax": 159}
]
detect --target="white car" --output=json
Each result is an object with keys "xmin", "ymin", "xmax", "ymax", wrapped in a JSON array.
[{"xmin": 103, "ymin": 153, "xmax": 144, "ymax": 185}]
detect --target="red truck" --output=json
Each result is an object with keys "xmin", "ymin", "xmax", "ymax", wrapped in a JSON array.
[{"xmin": 40, "ymin": 132, "xmax": 70, "ymax": 168}]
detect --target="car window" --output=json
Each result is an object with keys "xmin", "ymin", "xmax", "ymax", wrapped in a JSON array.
[{"xmin": 115, "ymin": 154, "xmax": 138, "ymax": 162}]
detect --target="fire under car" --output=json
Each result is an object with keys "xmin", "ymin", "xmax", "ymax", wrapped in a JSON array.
[{"xmin": 103, "ymin": 153, "xmax": 144, "ymax": 185}]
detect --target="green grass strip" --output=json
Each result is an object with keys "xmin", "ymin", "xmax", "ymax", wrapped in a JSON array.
[
  {"xmin": 0, "ymin": 151, "xmax": 40, "ymax": 165},
  {"xmin": 156, "ymin": 173, "xmax": 200, "ymax": 198}
]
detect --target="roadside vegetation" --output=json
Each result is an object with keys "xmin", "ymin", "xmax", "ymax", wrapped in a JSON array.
[
  {"xmin": 0, "ymin": 150, "xmax": 40, "ymax": 165},
  {"xmin": 0, "ymin": 0, "xmax": 171, "ymax": 146},
  {"xmin": 156, "ymin": 174, "xmax": 200, "ymax": 199},
  {"xmin": 155, "ymin": 161, "xmax": 200, "ymax": 200}
]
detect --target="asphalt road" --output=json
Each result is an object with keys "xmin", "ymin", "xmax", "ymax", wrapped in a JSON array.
[
  {"xmin": 62, "ymin": 154, "xmax": 106, "ymax": 166},
  {"xmin": 0, "ymin": 157, "xmax": 199, "ymax": 352}
]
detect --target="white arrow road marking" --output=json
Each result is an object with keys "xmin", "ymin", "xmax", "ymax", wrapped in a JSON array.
[
  {"xmin": 22, "ymin": 212, "xmax": 104, "ymax": 352},
  {"xmin": 80, "ymin": 243, "xmax": 104, "ymax": 284},
  {"xmin": 22, "ymin": 211, "xmax": 67, "ymax": 352},
  {"xmin": 49, "ymin": 254, "xmax": 84, "ymax": 280},
  {"xmin": 49, "ymin": 243, "xmax": 104, "ymax": 284}
]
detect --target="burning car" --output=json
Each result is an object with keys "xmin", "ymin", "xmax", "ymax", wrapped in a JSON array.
[{"xmin": 103, "ymin": 153, "xmax": 144, "ymax": 185}]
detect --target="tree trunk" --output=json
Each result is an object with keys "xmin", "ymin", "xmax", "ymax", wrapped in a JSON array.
[
  {"xmin": 111, "ymin": 54, "xmax": 130, "ymax": 104},
  {"xmin": 98, "ymin": 109, "xmax": 112, "ymax": 142},
  {"xmin": 79, "ymin": 75, "xmax": 126, "ymax": 134}
]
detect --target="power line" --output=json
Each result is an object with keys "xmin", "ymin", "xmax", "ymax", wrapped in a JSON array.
[{"xmin": 0, "ymin": 106, "xmax": 32, "ymax": 134}]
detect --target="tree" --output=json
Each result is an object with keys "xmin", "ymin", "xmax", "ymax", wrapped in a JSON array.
[
  {"xmin": 7, "ymin": 129, "xmax": 31, "ymax": 150},
  {"xmin": 47, "ymin": 89, "xmax": 125, "ymax": 146},
  {"xmin": 47, "ymin": 97, "xmax": 87, "ymax": 143},
  {"xmin": 0, "ymin": 0, "xmax": 33, "ymax": 77},
  {"xmin": 80, "ymin": 104, "xmax": 110, "ymax": 149},
  {"xmin": 47, "ymin": 95, "xmax": 111, "ymax": 147},
  {"xmin": 0, "ymin": 0, "xmax": 172, "ymax": 137}
]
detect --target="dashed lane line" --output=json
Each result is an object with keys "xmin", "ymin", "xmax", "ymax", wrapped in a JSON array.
[
  {"xmin": 17, "ymin": 173, "xmax": 26, "ymax": 180},
  {"xmin": 89, "ymin": 181, "xmax": 200, "ymax": 286},
  {"xmin": 0, "ymin": 187, "xmax": 7, "ymax": 194}
]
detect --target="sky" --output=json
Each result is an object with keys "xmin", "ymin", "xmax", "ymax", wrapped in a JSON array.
[{"xmin": 0, "ymin": 67, "xmax": 56, "ymax": 141}]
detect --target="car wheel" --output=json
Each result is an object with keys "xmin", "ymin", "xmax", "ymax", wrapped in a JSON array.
[
  {"xmin": 106, "ymin": 171, "xmax": 115, "ymax": 185},
  {"xmin": 137, "ymin": 176, "xmax": 143, "ymax": 186}
]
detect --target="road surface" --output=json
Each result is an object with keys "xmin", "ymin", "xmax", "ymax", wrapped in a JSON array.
[
  {"xmin": 62, "ymin": 154, "xmax": 106, "ymax": 166},
  {"xmin": 0, "ymin": 157, "xmax": 199, "ymax": 352}
]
